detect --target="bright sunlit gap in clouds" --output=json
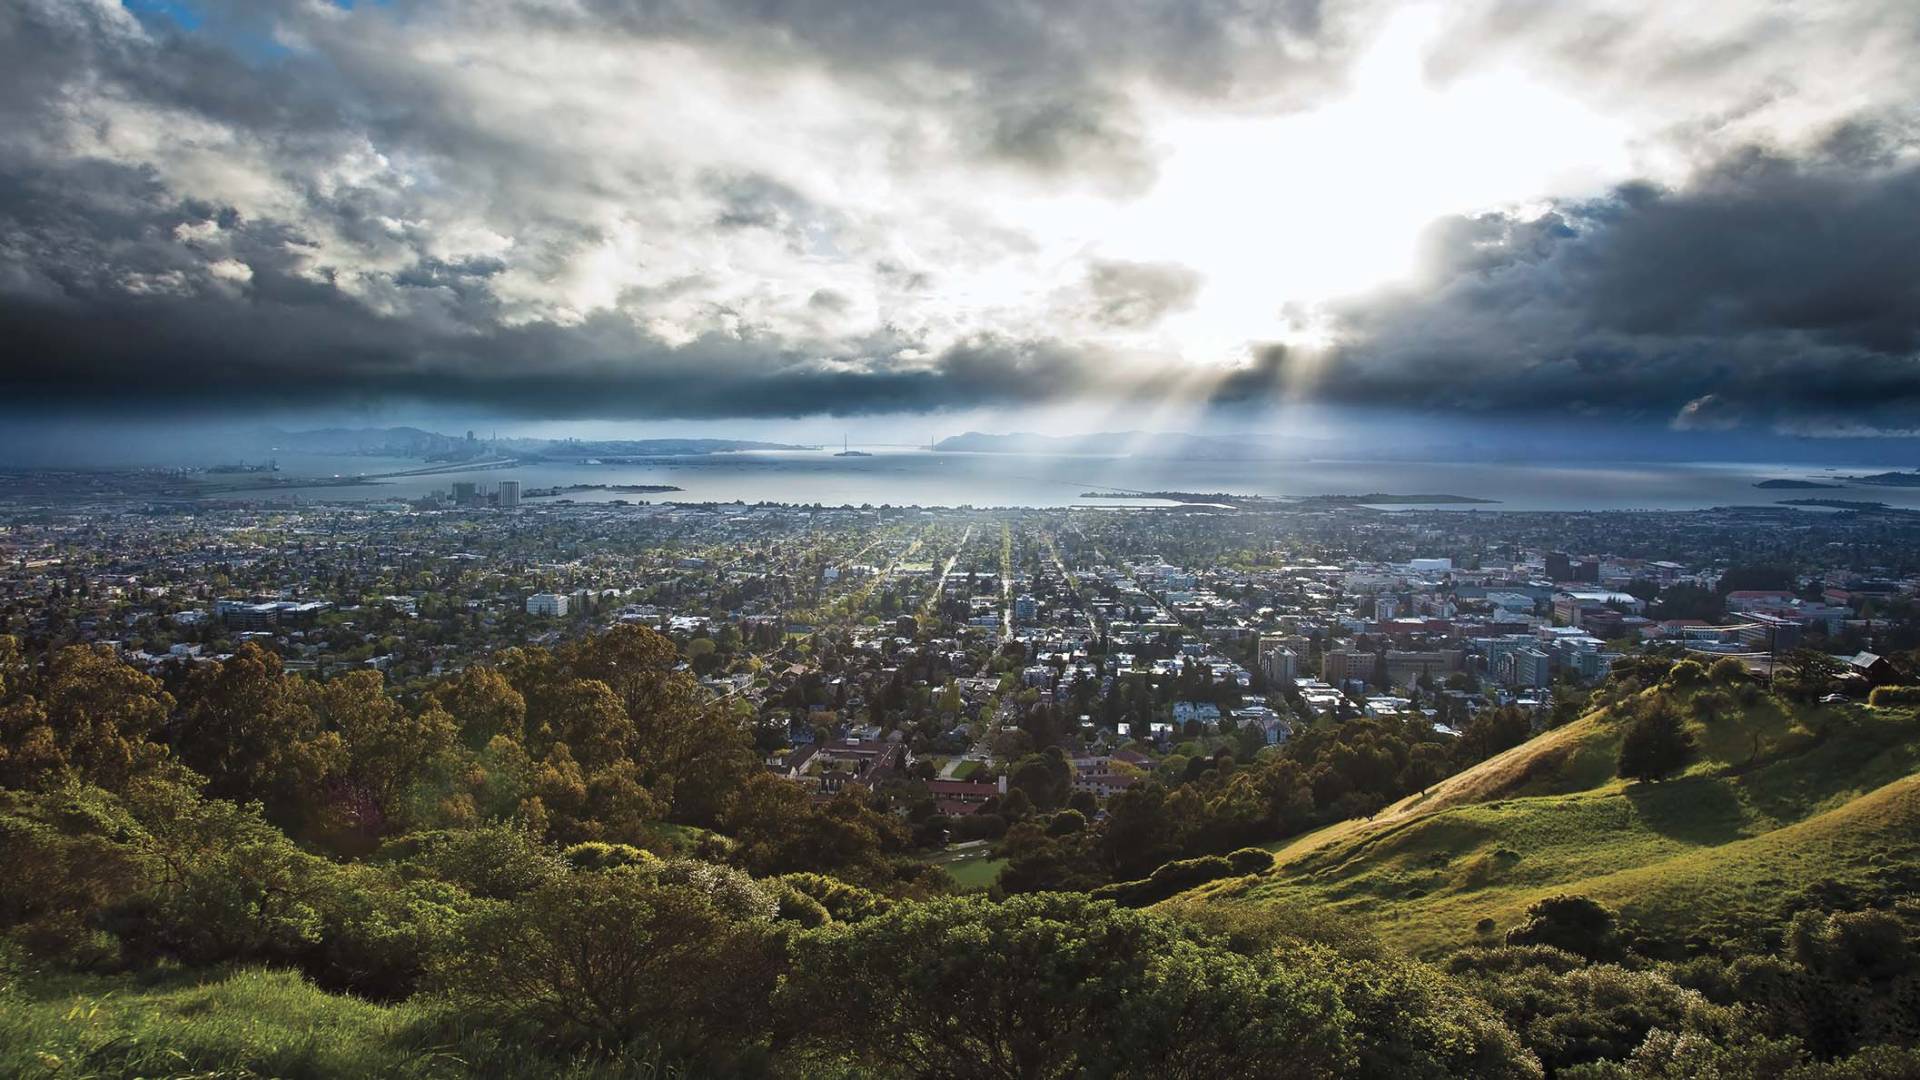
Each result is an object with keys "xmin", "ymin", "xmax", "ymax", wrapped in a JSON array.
[{"xmin": 1003, "ymin": 5, "xmax": 1638, "ymax": 367}]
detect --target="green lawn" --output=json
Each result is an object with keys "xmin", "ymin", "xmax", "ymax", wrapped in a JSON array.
[
  {"xmin": 943, "ymin": 856, "xmax": 1006, "ymax": 891},
  {"xmin": 919, "ymin": 844, "xmax": 1006, "ymax": 891}
]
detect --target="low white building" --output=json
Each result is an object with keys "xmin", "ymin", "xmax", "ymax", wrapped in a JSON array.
[
  {"xmin": 526, "ymin": 592, "xmax": 570, "ymax": 617},
  {"xmin": 1363, "ymin": 695, "xmax": 1415, "ymax": 719}
]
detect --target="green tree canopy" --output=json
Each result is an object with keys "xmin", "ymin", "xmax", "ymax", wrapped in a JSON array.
[
  {"xmin": 781, "ymin": 892, "xmax": 1540, "ymax": 1080},
  {"xmin": 1617, "ymin": 700, "xmax": 1695, "ymax": 783}
]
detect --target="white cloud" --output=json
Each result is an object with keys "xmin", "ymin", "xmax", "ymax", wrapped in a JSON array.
[{"xmin": 2, "ymin": 0, "xmax": 1916, "ymax": 422}]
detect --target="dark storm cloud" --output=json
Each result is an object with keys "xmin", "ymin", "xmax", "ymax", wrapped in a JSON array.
[
  {"xmin": 1205, "ymin": 344, "xmax": 1293, "ymax": 406},
  {"xmin": 0, "ymin": 256, "xmax": 1109, "ymax": 419},
  {"xmin": 1292, "ymin": 145, "xmax": 1920, "ymax": 431},
  {"xmin": 3, "ymin": 0, "xmax": 1920, "ymax": 433}
]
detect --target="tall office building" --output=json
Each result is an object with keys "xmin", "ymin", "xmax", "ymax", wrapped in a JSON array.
[
  {"xmin": 1323, "ymin": 650, "xmax": 1380, "ymax": 687},
  {"xmin": 497, "ymin": 480, "xmax": 521, "ymax": 509},
  {"xmin": 451, "ymin": 481, "xmax": 478, "ymax": 506},
  {"xmin": 1546, "ymin": 551, "xmax": 1574, "ymax": 582},
  {"xmin": 1512, "ymin": 648, "xmax": 1552, "ymax": 688},
  {"xmin": 1257, "ymin": 636, "xmax": 1297, "ymax": 685}
]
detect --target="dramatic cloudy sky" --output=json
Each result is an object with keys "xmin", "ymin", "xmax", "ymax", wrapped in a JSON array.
[{"xmin": 2, "ymin": 0, "xmax": 1917, "ymax": 436}]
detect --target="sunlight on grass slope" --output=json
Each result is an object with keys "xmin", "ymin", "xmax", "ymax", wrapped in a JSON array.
[{"xmin": 1186, "ymin": 696, "xmax": 1920, "ymax": 958}]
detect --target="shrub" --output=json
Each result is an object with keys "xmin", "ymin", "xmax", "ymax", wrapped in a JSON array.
[
  {"xmin": 6, "ymin": 777, "xmax": 339, "ymax": 973},
  {"xmin": 0, "ymin": 935, "xmax": 23, "ymax": 994},
  {"xmin": 1046, "ymin": 809, "xmax": 1087, "ymax": 837},
  {"xmin": 1153, "ymin": 854, "xmax": 1235, "ymax": 886},
  {"xmin": 1618, "ymin": 700, "xmax": 1695, "ymax": 783},
  {"xmin": 1164, "ymin": 895, "xmax": 1392, "ymax": 962},
  {"xmin": 1450, "ymin": 956, "xmax": 1749, "ymax": 1072},
  {"xmin": 0, "ymin": 786, "xmax": 146, "ymax": 969},
  {"xmin": 1091, "ymin": 855, "xmax": 1237, "ymax": 908},
  {"xmin": 772, "ymin": 872, "xmax": 892, "ymax": 923},
  {"xmin": 1867, "ymin": 685, "xmax": 1920, "ymax": 709},
  {"xmin": 376, "ymin": 824, "xmax": 565, "ymax": 899},
  {"xmin": 434, "ymin": 869, "xmax": 784, "ymax": 1063},
  {"xmin": 1228, "ymin": 847, "xmax": 1276, "ymax": 874},
  {"xmin": 561, "ymin": 841, "xmax": 661, "ymax": 873},
  {"xmin": 1708, "ymin": 657, "xmax": 1750, "ymax": 685},
  {"xmin": 1788, "ymin": 910, "xmax": 1912, "ymax": 982},
  {"xmin": 1506, "ymin": 895, "xmax": 1622, "ymax": 961},
  {"xmin": 648, "ymin": 858, "xmax": 779, "ymax": 922},
  {"xmin": 1444, "ymin": 945, "xmax": 1589, "ymax": 979},
  {"xmin": 1556, "ymin": 1029, "xmax": 1805, "ymax": 1079},
  {"xmin": 304, "ymin": 866, "xmax": 469, "ymax": 999},
  {"xmin": 121, "ymin": 834, "xmax": 331, "ymax": 969},
  {"xmin": 1663, "ymin": 660, "xmax": 1708, "ymax": 688},
  {"xmin": 766, "ymin": 879, "xmax": 830, "ymax": 927},
  {"xmin": 781, "ymin": 893, "xmax": 1540, "ymax": 1079},
  {"xmin": 1786, "ymin": 1045, "xmax": 1920, "ymax": 1079}
]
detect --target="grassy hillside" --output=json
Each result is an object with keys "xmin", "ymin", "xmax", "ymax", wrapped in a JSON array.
[
  {"xmin": 0, "ymin": 968, "xmax": 679, "ymax": 1079},
  {"xmin": 1183, "ymin": 689, "xmax": 1920, "ymax": 957}
]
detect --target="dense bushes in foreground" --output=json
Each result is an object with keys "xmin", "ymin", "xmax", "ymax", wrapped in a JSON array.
[
  {"xmin": 7, "ymin": 633, "xmax": 1920, "ymax": 1077},
  {"xmin": 15, "ymin": 765, "xmax": 1920, "ymax": 1078},
  {"xmin": 0, "ymin": 770, "xmax": 1542, "ymax": 1076}
]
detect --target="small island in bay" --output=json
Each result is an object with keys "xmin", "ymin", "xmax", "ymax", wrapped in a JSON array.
[
  {"xmin": 1845, "ymin": 471, "xmax": 1920, "ymax": 487},
  {"xmin": 1755, "ymin": 478, "xmax": 1844, "ymax": 489},
  {"xmin": 1780, "ymin": 498, "xmax": 1893, "ymax": 511}
]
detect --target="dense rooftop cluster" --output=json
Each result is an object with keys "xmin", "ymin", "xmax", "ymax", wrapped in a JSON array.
[{"xmin": 6, "ymin": 496, "xmax": 1920, "ymax": 853}]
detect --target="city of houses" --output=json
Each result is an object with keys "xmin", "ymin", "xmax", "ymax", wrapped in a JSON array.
[{"xmin": 5, "ymin": 491, "xmax": 1919, "ymax": 840}]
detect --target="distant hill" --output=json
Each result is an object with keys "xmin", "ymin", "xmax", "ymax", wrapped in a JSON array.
[
  {"xmin": 1171, "ymin": 688, "xmax": 1920, "ymax": 958},
  {"xmin": 932, "ymin": 430, "xmax": 1328, "ymax": 459},
  {"xmin": 532, "ymin": 438, "xmax": 809, "ymax": 460},
  {"xmin": 1755, "ymin": 478, "xmax": 1843, "ymax": 489},
  {"xmin": 1848, "ymin": 471, "xmax": 1920, "ymax": 487},
  {"xmin": 262, "ymin": 426, "xmax": 479, "ymax": 458},
  {"xmin": 264, "ymin": 428, "xmax": 810, "ymax": 461}
]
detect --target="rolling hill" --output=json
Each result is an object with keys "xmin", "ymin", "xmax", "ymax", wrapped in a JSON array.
[{"xmin": 1175, "ymin": 687, "xmax": 1920, "ymax": 958}]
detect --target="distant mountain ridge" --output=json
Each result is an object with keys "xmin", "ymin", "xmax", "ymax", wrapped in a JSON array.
[
  {"xmin": 530, "ymin": 438, "xmax": 810, "ymax": 459},
  {"xmin": 933, "ymin": 430, "xmax": 1329, "ymax": 460},
  {"xmin": 262, "ymin": 426, "xmax": 472, "ymax": 458},
  {"xmin": 262, "ymin": 427, "xmax": 811, "ymax": 460}
]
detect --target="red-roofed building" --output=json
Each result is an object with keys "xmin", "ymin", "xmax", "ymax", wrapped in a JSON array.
[{"xmin": 925, "ymin": 776, "xmax": 1003, "ymax": 817}]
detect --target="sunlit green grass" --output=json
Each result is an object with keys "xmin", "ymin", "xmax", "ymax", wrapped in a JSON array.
[
  {"xmin": 941, "ymin": 857, "xmax": 1006, "ymax": 891},
  {"xmin": 0, "ymin": 968, "xmax": 688, "ymax": 1080},
  {"xmin": 1190, "ymin": 698, "xmax": 1920, "ymax": 957},
  {"xmin": 919, "ymin": 844, "xmax": 1006, "ymax": 891}
]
